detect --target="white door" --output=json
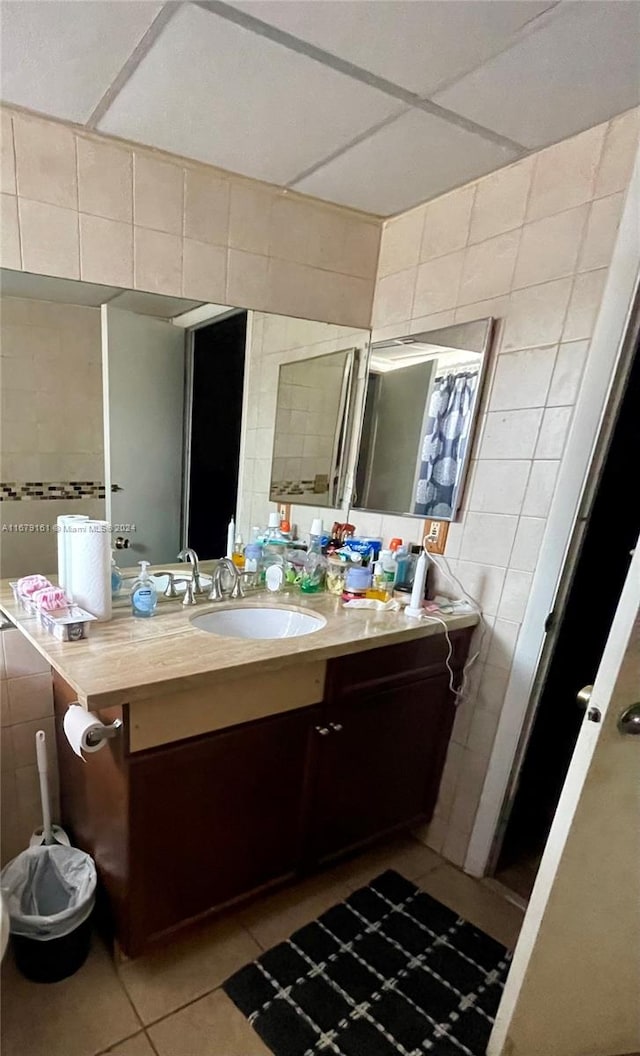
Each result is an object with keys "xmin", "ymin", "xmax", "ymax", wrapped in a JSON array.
[
  {"xmin": 488, "ymin": 538, "xmax": 640, "ymax": 1056},
  {"xmin": 102, "ymin": 306, "xmax": 186, "ymax": 566}
]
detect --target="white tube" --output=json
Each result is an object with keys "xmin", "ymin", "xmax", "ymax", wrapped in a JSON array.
[
  {"xmin": 405, "ymin": 550, "xmax": 429, "ymax": 619},
  {"xmin": 226, "ymin": 516, "xmax": 235, "ymax": 559}
]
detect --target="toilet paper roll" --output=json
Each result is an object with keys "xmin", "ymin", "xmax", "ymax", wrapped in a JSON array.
[
  {"xmin": 57, "ymin": 515, "xmax": 89, "ymax": 590},
  {"xmin": 63, "ymin": 705, "xmax": 107, "ymax": 758},
  {"xmin": 66, "ymin": 520, "xmax": 112, "ymax": 621}
]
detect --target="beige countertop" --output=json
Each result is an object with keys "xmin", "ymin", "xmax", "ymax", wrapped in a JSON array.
[{"xmin": 0, "ymin": 565, "xmax": 478, "ymax": 709}]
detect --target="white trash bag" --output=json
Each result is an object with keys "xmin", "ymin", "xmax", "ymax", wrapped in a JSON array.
[{"xmin": 1, "ymin": 844, "xmax": 96, "ymax": 941}]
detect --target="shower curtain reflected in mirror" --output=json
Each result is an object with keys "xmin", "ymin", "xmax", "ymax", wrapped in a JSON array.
[{"xmin": 413, "ymin": 369, "xmax": 479, "ymax": 519}]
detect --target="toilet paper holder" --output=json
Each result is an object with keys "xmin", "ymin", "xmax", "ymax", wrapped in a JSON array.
[{"xmin": 85, "ymin": 718, "xmax": 123, "ymax": 747}]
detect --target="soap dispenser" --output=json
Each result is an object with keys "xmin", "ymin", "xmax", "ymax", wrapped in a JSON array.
[
  {"xmin": 111, "ymin": 550, "xmax": 123, "ymax": 598},
  {"xmin": 130, "ymin": 560, "xmax": 158, "ymax": 618}
]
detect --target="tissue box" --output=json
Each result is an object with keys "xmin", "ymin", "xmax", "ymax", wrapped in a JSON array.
[{"xmin": 40, "ymin": 605, "xmax": 97, "ymax": 641}]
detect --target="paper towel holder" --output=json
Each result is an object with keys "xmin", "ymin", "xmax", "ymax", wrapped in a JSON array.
[{"xmin": 85, "ymin": 718, "xmax": 123, "ymax": 747}]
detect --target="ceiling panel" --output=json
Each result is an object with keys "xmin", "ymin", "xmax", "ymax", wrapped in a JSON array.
[
  {"xmin": 0, "ymin": 1, "xmax": 162, "ymax": 122},
  {"xmin": 97, "ymin": 4, "xmax": 402, "ymax": 185},
  {"xmin": 435, "ymin": 1, "xmax": 640, "ymax": 148},
  {"xmin": 231, "ymin": 0, "xmax": 555, "ymax": 97},
  {"xmin": 293, "ymin": 109, "xmax": 519, "ymax": 216}
]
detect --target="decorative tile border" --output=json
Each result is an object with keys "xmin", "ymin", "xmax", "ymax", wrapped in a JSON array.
[{"xmin": 0, "ymin": 482, "xmax": 106, "ymax": 501}]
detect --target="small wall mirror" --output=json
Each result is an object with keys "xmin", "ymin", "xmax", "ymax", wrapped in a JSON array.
[
  {"xmin": 269, "ymin": 347, "xmax": 361, "ymax": 508},
  {"xmin": 353, "ymin": 318, "xmax": 493, "ymax": 521}
]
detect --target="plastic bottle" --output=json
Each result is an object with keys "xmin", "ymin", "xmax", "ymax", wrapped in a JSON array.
[
  {"xmin": 232, "ymin": 534, "xmax": 245, "ymax": 569},
  {"xmin": 300, "ymin": 519, "xmax": 326, "ymax": 593},
  {"xmin": 111, "ymin": 550, "xmax": 123, "ymax": 598},
  {"xmin": 130, "ymin": 560, "xmax": 158, "ymax": 618}
]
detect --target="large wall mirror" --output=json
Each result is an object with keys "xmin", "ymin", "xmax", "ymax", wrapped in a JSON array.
[
  {"xmin": 0, "ymin": 267, "xmax": 369, "ymax": 577},
  {"xmin": 352, "ymin": 318, "xmax": 493, "ymax": 521}
]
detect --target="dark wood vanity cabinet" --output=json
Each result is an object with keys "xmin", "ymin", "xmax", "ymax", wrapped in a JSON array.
[{"xmin": 54, "ymin": 627, "xmax": 471, "ymax": 956}]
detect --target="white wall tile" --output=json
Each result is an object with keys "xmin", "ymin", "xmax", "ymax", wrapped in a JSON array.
[
  {"xmin": 562, "ymin": 269, "xmax": 608, "ymax": 342},
  {"xmin": 595, "ymin": 107, "xmax": 640, "ymax": 198},
  {"xmin": 454, "ymin": 561, "xmax": 507, "ymax": 616},
  {"xmin": 534, "ymin": 406, "xmax": 573, "ymax": 460},
  {"xmin": 0, "ymin": 110, "xmax": 16, "ymax": 194},
  {"xmin": 459, "ymin": 512, "xmax": 518, "ymax": 567},
  {"xmin": 510, "ymin": 516, "xmax": 545, "ymax": 572},
  {"xmin": 0, "ymin": 193, "xmax": 20, "ymax": 269},
  {"xmin": 522, "ymin": 460, "xmax": 559, "ymax": 517},
  {"xmin": 3, "ymin": 629, "xmax": 50, "ymax": 678},
  {"xmin": 133, "ymin": 153, "xmax": 183, "ymax": 235},
  {"xmin": 19, "ymin": 199, "xmax": 79, "ymax": 279},
  {"xmin": 578, "ymin": 192, "xmax": 624, "ymax": 272},
  {"xmin": 526, "ymin": 123, "xmax": 606, "ymax": 221},
  {"xmin": 413, "ymin": 250, "xmax": 464, "ymax": 317},
  {"xmin": 469, "ymin": 156, "xmax": 533, "ymax": 244},
  {"xmin": 468, "ymin": 460, "xmax": 530, "ymax": 515},
  {"xmin": 459, "ymin": 230, "xmax": 519, "ymax": 305},
  {"xmin": 6, "ymin": 674, "xmax": 53, "ymax": 723},
  {"xmin": 501, "ymin": 278, "xmax": 572, "ymax": 352},
  {"xmin": 372, "ymin": 267, "xmax": 416, "ymax": 328},
  {"xmin": 547, "ymin": 340, "xmax": 589, "ymax": 406},
  {"xmin": 489, "ymin": 345, "xmax": 557, "ymax": 411},
  {"xmin": 14, "ymin": 115, "xmax": 77, "ymax": 210},
  {"xmin": 479, "ymin": 408, "xmax": 543, "ymax": 460},
  {"xmin": 420, "ymin": 185, "xmax": 475, "ymax": 261},
  {"xmin": 486, "ymin": 619, "xmax": 520, "ymax": 672},
  {"xmin": 497, "ymin": 569, "xmax": 533, "ymax": 622},
  {"xmin": 378, "ymin": 210, "xmax": 423, "ymax": 277},
  {"xmin": 513, "ymin": 205, "xmax": 588, "ymax": 289}
]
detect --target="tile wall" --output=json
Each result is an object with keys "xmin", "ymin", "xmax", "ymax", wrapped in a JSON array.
[
  {"xmin": 0, "ymin": 295, "xmax": 105, "ymax": 578},
  {"xmin": 1, "ymin": 625, "xmax": 59, "ymax": 864},
  {"xmin": 0, "ymin": 106, "xmax": 380, "ymax": 329},
  {"xmin": 369, "ymin": 107, "xmax": 639, "ymax": 865}
]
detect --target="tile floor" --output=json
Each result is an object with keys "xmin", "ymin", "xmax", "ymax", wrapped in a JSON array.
[{"xmin": 0, "ymin": 836, "xmax": 525, "ymax": 1056}]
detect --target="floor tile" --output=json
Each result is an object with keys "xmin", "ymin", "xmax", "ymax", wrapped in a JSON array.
[
  {"xmin": 415, "ymin": 862, "xmax": 524, "ymax": 949},
  {"xmin": 148, "ymin": 988, "xmax": 271, "ymax": 1056},
  {"xmin": 239, "ymin": 872, "xmax": 352, "ymax": 951},
  {"xmin": 117, "ymin": 916, "xmax": 260, "ymax": 1026},
  {"xmin": 332, "ymin": 836, "xmax": 442, "ymax": 892},
  {"xmin": 99, "ymin": 1033, "xmax": 156, "ymax": 1056},
  {"xmin": 0, "ymin": 936, "xmax": 141, "ymax": 1056}
]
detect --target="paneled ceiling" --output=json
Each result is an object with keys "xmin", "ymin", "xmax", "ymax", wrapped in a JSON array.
[{"xmin": 2, "ymin": 0, "xmax": 639, "ymax": 216}]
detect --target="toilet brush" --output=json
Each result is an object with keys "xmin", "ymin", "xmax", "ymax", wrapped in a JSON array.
[{"xmin": 29, "ymin": 730, "xmax": 70, "ymax": 847}]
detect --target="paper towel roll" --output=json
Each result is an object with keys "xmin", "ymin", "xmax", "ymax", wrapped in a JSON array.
[
  {"xmin": 66, "ymin": 520, "xmax": 112, "ymax": 621},
  {"xmin": 63, "ymin": 705, "xmax": 107, "ymax": 757},
  {"xmin": 56, "ymin": 515, "xmax": 89, "ymax": 590}
]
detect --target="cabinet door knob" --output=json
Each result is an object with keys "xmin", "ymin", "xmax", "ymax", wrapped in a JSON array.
[
  {"xmin": 329, "ymin": 722, "xmax": 343, "ymax": 732},
  {"xmin": 315, "ymin": 725, "xmax": 331, "ymax": 736}
]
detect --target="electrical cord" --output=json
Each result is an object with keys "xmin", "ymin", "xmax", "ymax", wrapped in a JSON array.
[{"xmin": 420, "ymin": 540, "xmax": 487, "ymax": 705}]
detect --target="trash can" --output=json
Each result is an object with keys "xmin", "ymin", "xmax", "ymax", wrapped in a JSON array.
[{"xmin": 0, "ymin": 844, "xmax": 96, "ymax": 983}]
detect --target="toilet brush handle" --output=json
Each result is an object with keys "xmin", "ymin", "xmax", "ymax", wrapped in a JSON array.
[{"xmin": 36, "ymin": 730, "xmax": 53, "ymax": 845}]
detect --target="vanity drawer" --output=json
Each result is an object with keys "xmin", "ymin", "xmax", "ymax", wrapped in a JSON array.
[{"xmin": 326, "ymin": 627, "xmax": 473, "ymax": 699}]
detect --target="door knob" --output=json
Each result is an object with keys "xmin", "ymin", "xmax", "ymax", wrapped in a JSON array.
[
  {"xmin": 315, "ymin": 726, "xmax": 331, "ymax": 736},
  {"xmin": 617, "ymin": 703, "xmax": 640, "ymax": 736},
  {"xmin": 328, "ymin": 722, "xmax": 343, "ymax": 733},
  {"xmin": 576, "ymin": 685, "xmax": 593, "ymax": 709},
  {"xmin": 115, "ymin": 536, "xmax": 130, "ymax": 549}
]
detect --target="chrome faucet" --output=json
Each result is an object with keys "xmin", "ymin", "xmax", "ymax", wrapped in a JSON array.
[
  {"xmin": 177, "ymin": 548, "xmax": 204, "ymax": 595},
  {"xmin": 208, "ymin": 558, "xmax": 254, "ymax": 601}
]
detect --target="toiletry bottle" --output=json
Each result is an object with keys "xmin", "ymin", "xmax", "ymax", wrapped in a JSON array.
[
  {"xmin": 130, "ymin": 560, "xmax": 158, "ymax": 618},
  {"xmin": 111, "ymin": 550, "xmax": 123, "ymax": 598},
  {"xmin": 226, "ymin": 516, "xmax": 236, "ymax": 559},
  {"xmin": 232, "ymin": 534, "xmax": 245, "ymax": 569},
  {"xmin": 301, "ymin": 518, "xmax": 327, "ymax": 593}
]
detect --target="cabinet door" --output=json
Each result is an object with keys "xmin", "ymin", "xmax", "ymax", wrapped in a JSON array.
[
  {"xmin": 128, "ymin": 706, "xmax": 317, "ymax": 950},
  {"xmin": 308, "ymin": 674, "xmax": 451, "ymax": 862}
]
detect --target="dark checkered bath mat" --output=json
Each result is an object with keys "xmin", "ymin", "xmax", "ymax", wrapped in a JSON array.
[{"xmin": 224, "ymin": 869, "xmax": 511, "ymax": 1056}]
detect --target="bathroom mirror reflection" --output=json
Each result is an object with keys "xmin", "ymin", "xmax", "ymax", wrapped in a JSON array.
[
  {"xmin": 0, "ymin": 268, "xmax": 370, "ymax": 578},
  {"xmin": 353, "ymin": 318, "xmax": 493, "ymax": 521},
  {"xmin": 269, "ymin": 346, "xmax": 361, "ymax": 509}
]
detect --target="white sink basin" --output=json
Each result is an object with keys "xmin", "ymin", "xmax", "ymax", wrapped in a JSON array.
[{"xmin": 191, "ymin": 606, "xmax": 326, "ymax": 640}]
